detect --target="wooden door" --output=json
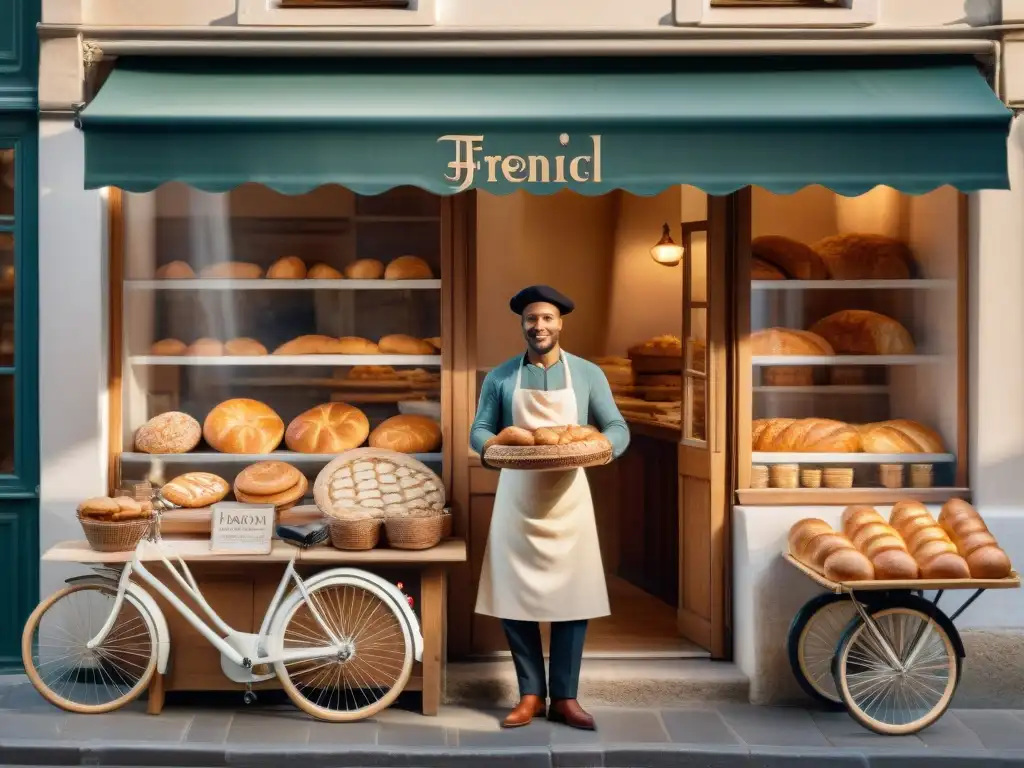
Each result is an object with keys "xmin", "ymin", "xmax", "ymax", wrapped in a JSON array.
[{"xmin": 677, "ymin": 197, "xmax": 733, "ymax": 659}]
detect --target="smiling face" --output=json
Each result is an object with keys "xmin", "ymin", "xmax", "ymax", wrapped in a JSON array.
[{"xmin": 521, "ymin": 301, "xmax": 563, "ymax": 356}]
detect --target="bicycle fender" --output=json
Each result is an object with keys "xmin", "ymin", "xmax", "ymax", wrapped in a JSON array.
[
  {"xmin": 283, "ymin": 568, "xmax": 424, "ymax": 662},
  {"xmin": 65, "ymin": 575, "xmax": 173, "ymax": 674}
]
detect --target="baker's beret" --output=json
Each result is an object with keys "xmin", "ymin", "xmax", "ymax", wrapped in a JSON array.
[{"xmin": 509, "ymin": 284, "xmax": 575, "ymax": 315}]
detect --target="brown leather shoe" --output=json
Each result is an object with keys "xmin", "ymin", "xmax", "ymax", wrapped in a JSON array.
[
  {"xmin": 501, "ymin": 694, "xmax": 547, "ymax": 728},
  {"xmin": 547, "ymin": 698, "xmax": 596, "ymax": 730}
]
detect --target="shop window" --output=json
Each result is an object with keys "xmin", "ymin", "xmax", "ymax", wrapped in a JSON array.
[
  {"xmin": 112, "ymin": 183, "xmax": 445, "ymax": 499},
  {"xmin": 676, "ymin": 0, "xmax": 877, "ymax": 26},
  {"xmin": 0, "ymin": 150, "xmax": 12, "ymax": 218},
  {"xmin": 743, "ymin": 185, "xmax": 966, "ymax": 504}
]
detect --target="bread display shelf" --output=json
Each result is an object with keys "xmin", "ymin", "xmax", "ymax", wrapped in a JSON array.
[
  {"xmin": 784, "ymin": 553, "xmax": 1020, "ymax": 594},
  {"xmin": 752, "ymin": 354, "xmax": 943, "ymax": 367},
  {"xmin": 752, "ymin": 279, "xmax": 955, "ymax": 291},
  {"xmin": 738, "ymin": 488, "xmax": 971, "ymax": 505},
  {"xmin": 754, "ymin": 385, "xmax": 889, "ymax": 395},
  {"xmin": 119, "ymin": 450, "xmax": 443, "ymax": 464},
  {"xmin": 752, "ymin": 452, "xmax": 954, "ymax": 464},
  {"xmin": 126, "ymin": 279, "xmax": 441, "ymax": 291},
  {"xmin": 129, "ymin": 355, "xmax": 442, "ymax": 367}
]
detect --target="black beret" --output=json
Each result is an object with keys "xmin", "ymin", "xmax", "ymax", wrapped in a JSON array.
[{"xmin": 509, "ymin": 284, "xmax": 575, "ymax": 316}]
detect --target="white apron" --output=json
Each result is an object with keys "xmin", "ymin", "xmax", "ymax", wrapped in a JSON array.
[{"xmin": 475, "ymin": 353, "xmax": 610, "ymax": 622}]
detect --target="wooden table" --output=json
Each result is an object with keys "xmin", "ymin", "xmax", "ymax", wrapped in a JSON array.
[{"xmin": 42, "ymin": 537, "xmax": 467, "ymax": 716}]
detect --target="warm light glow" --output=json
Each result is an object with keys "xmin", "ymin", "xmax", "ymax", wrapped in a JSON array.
[
  {"xmin": 835, "ymin": 185, "xmax": 901, "ymax": 237},
  {"xmin": 650, "ymin": 223, "xmax": 685, "ymax": 266}
]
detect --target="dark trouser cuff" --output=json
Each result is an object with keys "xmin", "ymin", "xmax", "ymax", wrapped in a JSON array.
[
  {"xmin": 549, "ymin": 619, "xmax": 588, "ymax": 700},
  {"xmin": 502, "ymin": 619, "xmax": 547, "ymax": 699}
]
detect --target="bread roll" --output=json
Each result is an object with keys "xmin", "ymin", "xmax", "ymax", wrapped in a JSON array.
[
  {"xmin": 889, "ymin": 500, "xmax": 971, "ymax": 579},
  {"xmin": 806, "ymin": 533, "xmax": 856, "ymax": 567},
  {"xmin": 235, "ymin": 461, "xmax": 302, "ymax": 496},
  {"xmin": 750, "ymin": 235, "xmax": 829, "ymax": 280},
  {"xmin": 150, "ymin": 339, "xmax": 187, "ymax": 356},
  {"xmin": 938, "ymin": 499, "xmax": 1012, "ymax": 579},
  {"xmin": 134, "ymin": 411, "xmax": 202, "ymax": 454},
  {"xmin": 203, "ymin": 398, "xmax": 285, "ymax": 454},
  {"xmin": 813, "ymin": 234, "xmax": 913, "ymax": 281},
  {"xmin": 823, "ymin": 549, "xmax": 875, "ymax": 582},
  {"xmin": 235, "ymin": 473, "xmax": 308, "ymax": 508},
  {"xmin": 751, "ymin": 328, "xmax": 834, "ymax": 356},
  {"xmin": 493, "ymin": 426, "xmax": 535, "ymax": 447},
  {"xmin": 77, "ymin": 497, "xmax": 120, "ymax": 519},
  {"xmin": 273, "ymin": 335, "xmax": 348, "ymax": 356},
  {"xmin": 347, "ymin": 365, "xmax": 398, "ymax": 380},
  {"xmin": 156, "ymin": 261, "xmax": 195, "ymax": 279},
  {"xmin": 267, "ymin": 255, "xmax": 307, "ymax": 279},
  {"xmin": 307, "ymin": 263, "xmax": 344, "ymax": 279},
  {"xmin": 840, "ymin": 505, "xmax": 887, "ymax": 537},
  {"xmin": 344, "ymin": 259, "xmax": 385, "ymax": 279},
  {"xmin": 199, "ymin": 262, "xmax": 264, "ymax": 279},
  {"xmin": 752, "ymin": 418, "xmax": 861, "ymax": 453},
  {"xmin": 384, "ymin": 255, "xmax": 433, "ymax": 280},
  {"xmin": 860, "ymin": 419, "xmax": 945, "ymax": 454},
  {"xmin": 337, "ymin": 336, "xmax": 381, "ymax": 355},
  {"xmin": 224, "ymin": 338, "xmax": 268, "ymax": 356},
  {"xmin": 187, "ymin": 338, "xmax": 224, "ymax": 357},
  {"xmin": 378, "ymin": 334, "xmax": 435, "ymax": 355},
  {"xmin": 788, "ymin": 519, "xmax": 834, "ymax": 558},
  {"xmin": 870, "ymin": 549, "xmax": 919, "ymax": 580},
  {"xmin": 752, "ymin": 257, "xmax": 786, "ymax": 280},
  {"xmin": 840, "ymin": 505, "xmax": 917, "ymax": 578},
  {"xmin": 285, "ymin": 402, "xmax": 370, "ymax": 454},
  {"xmin": 368, "ymin": 414, "xmax": 442, "ymax": 453},
  {"xmin": 809, "ymin": 310, "xmax": 915, "ymax": 355},
  {"xmin": 161, "ymin": 472, "xmax": 230, "ymax": 508}
]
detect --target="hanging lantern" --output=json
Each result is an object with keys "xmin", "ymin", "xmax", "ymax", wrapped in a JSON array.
[{"xmin": 650, "ymin": 223, "xmax": 685, "ymax": 266}]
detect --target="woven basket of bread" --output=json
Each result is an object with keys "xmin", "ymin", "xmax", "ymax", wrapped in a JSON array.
[
  {"xmin": 484, "ymin": 425, "xmax": 612, "ymax": 471},
  {"xmin": 76, "ymin": 496, "xmax": 154, "ymax": 552},
  {"xmin": 327, "ymin": 511, "xmax": 382, "ymax": 551},
  {"xmin": 314, "ymin": 447, "xmax": 445, "ymax": 520},
  {"xmin": 384, "ymin": 510, "xmax": 445, "ymax": 550}
]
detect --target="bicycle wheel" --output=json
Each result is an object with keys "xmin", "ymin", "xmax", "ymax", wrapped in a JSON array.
[
  {"xmin": 787, "ymin": 593, "xmax": 857, "ymax": 710},
  {"xmin": 833, "ymin": 596, "xmax": 961, "ymax": 735},
  {"xmin": 273, "ymin": 575, "xmax": 414, "ymax": 722},
  {"xmin": 21, "ymin": 583, "xmax": 157, "ymax": 714}
]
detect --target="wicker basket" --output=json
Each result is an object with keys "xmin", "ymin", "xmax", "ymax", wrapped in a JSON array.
[
  {"xmin": 484, "ymin": 439, "xmax": 612, "ymax": 471},
  {"xmin": 749, "ymin": 465, "xmax": 769, "ymax": 489},
  {"xmin": 77, "ymin": 513, "xmax": 152, "ymax": 553},
  {"xmin": 823, "ymin": 467, "xmax": 854, "ymax": 489},
  {"xmin": 384, "ymin": 512, "xmax": 444, "ymax": 550},
  {"xmin": 440, "ymin": 508, "xmax": 453, "ymax": 538},
  {"xmin": 879, "ymin": 464, "xmax": 904, "ymax": 489},
  {"xmin": 769, "ymin": 464, "xmax": 799, "ymax": 489},
  {"xmin": 910, "ymin": 463, "xmax": 934, "ymax": 489},
  {"xmin": 328, "ymin": 517, "xmax": 382, "ymax": 551},
  {"xmin": 800, "ymin": 468, "xmax": 823, "ymax": 489}
]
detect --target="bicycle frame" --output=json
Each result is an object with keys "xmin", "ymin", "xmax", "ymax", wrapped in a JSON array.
[{"xmin": 86, "ymin": 537, "xmax": 345, "ymax": 669}]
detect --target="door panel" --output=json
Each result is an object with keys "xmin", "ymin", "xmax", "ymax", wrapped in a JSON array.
[{"xmin": 0, "ymin": 500, "xmax": 38, "ymax": 670}]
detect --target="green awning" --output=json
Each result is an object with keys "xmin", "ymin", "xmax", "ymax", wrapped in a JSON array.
[{"xmin": 80, "ymin": 55, "xmax": 1012, "ymax": 196}]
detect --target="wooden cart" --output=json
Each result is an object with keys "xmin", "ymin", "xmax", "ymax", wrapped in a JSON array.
[{"xmin": 783, "ymin": 553, "xmax": 1020, "ymax": 735}]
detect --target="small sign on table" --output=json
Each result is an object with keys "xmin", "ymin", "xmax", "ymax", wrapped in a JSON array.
[{"xmin": 210, "ymin": 502, "xmax": 275, "ymax": 555}]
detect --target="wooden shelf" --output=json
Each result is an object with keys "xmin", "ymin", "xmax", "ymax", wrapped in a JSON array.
[
  {"xmin": 751, "ymin": 279, "xmax": 955, "ymax": 291},
  {"xmin": 737, "ymin": 487, "xmax": 971, "ymax": 505},
  {"xmin": 120, "ymin": 451, "xmax": 443, "ymax": 465},
  {"xmin": 752, "ymin": 355, "xmax": 944, "ymax": 366},
  {"xmin": 753, "ymin": 385, "xmax": 889, "ymax": 395},
  {"xmin": 125, "ymin": 279, "xmax": 441, "ymax": 291},
  {"xmin": 129, "ymin": 355, "xmax": 442, "ymax": 367},
  {"xmin": 751, "ymin": 452, "xmax": 954, "ymax": 464}
]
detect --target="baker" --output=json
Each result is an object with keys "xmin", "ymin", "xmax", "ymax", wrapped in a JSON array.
[{"xmin": 470, "ymin": 284, "xmax": 630, "ymax": 731}]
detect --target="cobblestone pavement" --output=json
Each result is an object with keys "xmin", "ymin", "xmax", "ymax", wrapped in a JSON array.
[{"xmin": 3, "ymin": 676, "xmax": 1024, "ymax": 767}]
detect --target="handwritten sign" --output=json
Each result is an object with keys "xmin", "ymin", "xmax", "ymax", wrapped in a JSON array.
[{"xmin": 210, "ymin": 502, "xmax": 275, "ymax": 555}]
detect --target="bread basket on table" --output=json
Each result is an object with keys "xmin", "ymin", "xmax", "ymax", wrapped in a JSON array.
[
  {"xmin": 77, "ymin": 497, "xmax": 155, "ymax": 552},
  {"xmin": 484, "ymin": 425, "xmax": 612, "ymax": 472}
]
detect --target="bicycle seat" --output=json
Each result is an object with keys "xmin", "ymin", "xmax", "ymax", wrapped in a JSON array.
[{"xmin": 276, "ymin": 522, "xmax": 329, "ymax": 549}]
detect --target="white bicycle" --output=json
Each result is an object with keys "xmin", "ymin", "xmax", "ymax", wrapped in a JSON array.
[{"xmin": 21, "ymin": 512, "xmax": 423, "ymax": 721}]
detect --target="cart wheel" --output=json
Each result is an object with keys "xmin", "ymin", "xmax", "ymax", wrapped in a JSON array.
[
  {"xmin": 833, "ymin": 594, "xmax": 962, "ymax": 735},
  {"xmin": 787, "ymin": 593, "xmax": 858, "ymax": 710}
]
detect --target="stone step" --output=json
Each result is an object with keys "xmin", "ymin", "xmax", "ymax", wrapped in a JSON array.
[{"xmin": 445, "ymin": 659, "xmax": 750, "ymax": 708}]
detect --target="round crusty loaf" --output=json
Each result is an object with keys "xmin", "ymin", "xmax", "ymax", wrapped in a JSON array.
[
  {"xmin": 203, "ymin": 398, "xmax": 284, "ymax": 454},
  {"xmin": 187, "ymin": 338, "xmax": 225, "ymax": 357},
  {"xmin": 151, "ymin": 338, "xmax": 188, "ymax": 356},
  {"xmin": 199, "ymin": 262, "xmax": 264, "ymax": 279},
  {"xmin": 161, "ymin": 472, "xmax": 230, "ymax": 508},
  {"xmin": 860, "ymin": 419, "xmax": 945, "ymax": 454},
  {"xmin": 134, "ymin": 411, "xmax": 202, "ymax": 454},
  {"xmin": 224, "ymin": 338, "xmax": 268, "ymax": 356},
  {"xmin": 813, "ymin": 233, "xmax": 913, "ymax": 281},
  {"xmin": 235, "ymin": 461, "xmax": 302, "ymax": 496},
  {"xmin": 752, "ymin": 257, "xmax": 786, "ymax": 280},
  {"xmin": 307, "ymin": 263, "xmax": 343, "ymax": 279},
  {"xmin": 344, "ymin": 259, "xmax": 385, "ymax": 279},
  {"xmin": 369, "ymin": 414, "xmax": 442, "ymax": 454},
  {"xmin": 809, "ymin": 310, "xmax": 915, "ymax": 355},
  {"xmin": 378, "ymin": 334, "xmax": 436, "ymax": 355},
  {"xmin": 751, "ymin": 328, "xmax": 834, "ymax": 357},
  {"xmin": 285, "ymin": 402, "xmax": 370, "ymax": 454},
  {"xmin": 267, "ymin": 255, "xmax": 307, "ymax": 279},
  {"xmin": 156, "ymin": 261, "xmax": 195, "ymax": 279},
  {"xmin": 384, "ymin": 255, "xmax": 433, "ymax": 280},
  {"xmin": 751, "ymin": 235, "xmax": 829, "ymax": 280}
]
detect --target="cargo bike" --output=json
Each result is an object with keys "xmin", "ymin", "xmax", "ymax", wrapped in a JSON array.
[{"xmin": 784, "ymin": 553, "xmax": 1020, "ymax": 735}]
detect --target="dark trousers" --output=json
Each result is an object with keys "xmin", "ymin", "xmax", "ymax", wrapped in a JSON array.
[{"xmin": 501, "ymin": 619, "xmax": 587, "ymax": 700}]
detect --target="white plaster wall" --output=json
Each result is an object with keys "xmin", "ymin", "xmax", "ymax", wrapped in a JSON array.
[{"xmin": 38, "ymin": 119, "xmax": 108, "ymax": 598}]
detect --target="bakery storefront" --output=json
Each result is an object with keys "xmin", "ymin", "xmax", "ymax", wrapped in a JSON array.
[{"xmin": 38, "ymin": 52, "xmax": 1011, "ymax": 710}]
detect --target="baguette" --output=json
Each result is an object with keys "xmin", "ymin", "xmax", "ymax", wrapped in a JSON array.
[
  {"xmin": 752, "ymin": 417, "xmax": 861, "ymax": 453},
  {"xmin": 840, "ymin": 505, "xmax": 917, "ymax": 580},
  {"xmin": 889, "ymin": 500, "xmax": 970, "ymax": 579},
  {"xmin": 938, "ymin": 499, "xmax": 1012, "ymax": 579},
  {"xmin": 787, "ymin": 518, "xmax": 873, "ymax": 581}
]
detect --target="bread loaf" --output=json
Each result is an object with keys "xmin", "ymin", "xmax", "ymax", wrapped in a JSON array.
[
  {"xmin": 224, "ymin": 338, "xmax": 268, "ymax": 356},
  {"xmin": 199, "ymin": 262, "xmax": 264, "ymax": 279},
  {"xmin": 751, "ymin": 328, "xmax": 834, "ymax": 356},
  {"xmin": 938, "ymin": 499, "xmax": 1012, "ymax": 579},
  {"xmin": 384, "ymin": 255, "xmax": 433, "ymax": 280},
  {"xmin": 787, "ymin": 518, "xmax": 834, "ymax": 559},
  {"xmin": 752, "ymin": 257, "xmax": 786, "ymax": 280},
  {"xmin": 156, "ymin": 261, "xmax": 195, "ymax": 279},
  {"xmin": 493, "ymin": 426, "xmax": 535, "ymax": 447},
  {"xmin": 307, "ymin": 263, "xmax": 344, "ymax": 279},
  {"xmin": 314, "ymin": 451, "xmax": 445, "ymax": 518},
  {"xmin": 813, "ymin": 234, "xmax": 913, "ymax": 281},
  {"xmin": 161, "ymin": 472, "xmax": 230, "ymax": 508},
  {"xmin": 809, "ymin": 310, "xmax": 915, "ymax": 355},
  {"xmin": 273, "ymin": 335, "xmax": 351, "ymax": 356},
  {"xmin": 203, "ymin": 398, "xmax": 285, "ymax": 454},
  {"xmin": 187, "ymin": 338, "xmax": 225, "ymax": 357},
  {"xmin": 368, "ymin": 414, "xmax": 442, "ymax": 453},
  {"xmin": 235, "ymin": 473, "xmax": 308, "ymax": 509},
  {"xmin": 859, "ymin": 419, "xmax": 945, "ymax": 454},
  {"xmin": 629, "ymin": 335, "xmax": 683, "ymax": 357},
  {"xmin": 344, "ymin": 259, "xmax": 385, "ymax": 279},
  {"xmin": 752, "ymin": 418, "xmax": 861, "ymax": 453},
  {"xmin": 787, "ymin": 518, "xmax": 874, "ymax": 581},
  {"xmin": 841, "ymin": 505, "xmax": 918, "ymax": 579},
  {"xmin": 378, "ymin": 334, "xmax": 436, "ymax": 355},
  {"xmin": 889, "ymin": 500, "xmax": 971, "ymax": 579},
  {"xmin": 150, "ymin": 339, "xmax": 187, "ymax": 356},
  {"xmin": 751, "ymin": 236, "xmax": 829, "ymax": 280},
  {"xmin": 337, "ymin": 336, "xmax": 381, "ymax": 355},
  {"xmin": 134, "ymin": 411, "xmax": 202, "ymax": 454},
  {"xmin": 285, "ymin": 402, "xmax": 370, "ymax": 454},
  {"xmin": 267, "ymin": 255, "xmax": 307, "ymax": 279},
  {"xmin": 424, "ymin": 337, "xmax": 442, "ymax": 351},
  {"xmin": 235, "ymin": 461, "xmax": 302, "ymax": 496},
  {"xmin": 347, "ymin": 365, "xmax": 399, "ymax": 381}
]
